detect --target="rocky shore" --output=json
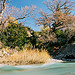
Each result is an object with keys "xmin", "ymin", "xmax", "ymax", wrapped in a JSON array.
[{"xmin": 54, "ymin": 43, "xmax": 75, "ymax": 61}]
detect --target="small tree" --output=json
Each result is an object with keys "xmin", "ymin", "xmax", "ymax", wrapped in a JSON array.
[{"xmin": 36, "ymin": 26, "xmax": 57, "ymax": 49}]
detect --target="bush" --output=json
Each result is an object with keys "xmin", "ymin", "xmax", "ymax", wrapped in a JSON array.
[
  {"xmin": 0, "ymin": 23, "xmax": 29, "ymax": 48},
  {"xmin": 55, "ymin": 29, "xmax": 67, "ymax": 45}
]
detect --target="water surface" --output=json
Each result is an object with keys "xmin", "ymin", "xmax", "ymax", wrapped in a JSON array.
[{"xmin": 0, "ymin": 62, "xmax": 75, "ymax": 75}]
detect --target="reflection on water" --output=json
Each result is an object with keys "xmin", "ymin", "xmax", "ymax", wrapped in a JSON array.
[{"xmin": 0, "ymin": 62, "xmax": 75, "ymax": 75}]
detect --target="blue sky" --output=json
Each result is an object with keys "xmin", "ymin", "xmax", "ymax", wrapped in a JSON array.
[
  {"xmin": 10, "ymin": 0, "xmax": 48, "ymax": 31},
  {"xmin": 10, "ymin": 0, "xmax": 75, "ymax": 31},
  {"xmin": 11, "ymin": 0, "xmax": 47, "ymax": 8}
]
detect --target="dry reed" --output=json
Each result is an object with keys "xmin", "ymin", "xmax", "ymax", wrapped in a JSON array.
[{"xmin": 0, "ymin": 48, "xmax": 51, "ymax": 66}]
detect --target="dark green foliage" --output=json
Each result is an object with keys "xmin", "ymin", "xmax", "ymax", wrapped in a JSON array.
[
  {"xmin": 30, "ymin": 32, "xmax": 36, "ymax": 48},
  {"xmin": 0, "ymin": 23, "xmax": 28, "ymax": 48},
  {"xmin": 55, "ymin": 29, "xmax": 67, "ymax": 46},
  {"xmin": 55, "ymin": 30, "xmax": 67, "ymax": 38}
]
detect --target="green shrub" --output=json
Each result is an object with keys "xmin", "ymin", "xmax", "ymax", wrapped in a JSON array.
[
  {"xmin": 55, "ymin": 30, "xmax": 67, "ymax": 38},
  {"xmin": 55, "ymin": 29, "xmax": 67, "ymax": 45},
  {"xmin": 0, "ymin": 23, "xmax": 29, "ymax": 48}
]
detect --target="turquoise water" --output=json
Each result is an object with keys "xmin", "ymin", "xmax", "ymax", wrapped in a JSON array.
[{"xmin": 0, "ymin": 62, "xmax": 75, "ymax": 75}]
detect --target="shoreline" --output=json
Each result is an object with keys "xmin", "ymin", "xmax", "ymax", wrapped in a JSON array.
[
  {"xmin": 0, "ymin": 59, "xmax": 64, "ymax": 66},
  {"xmin": 46, "ymin": 59, "xmax": 64, "ymax": 63},
  {"xmin": 0, "ymin": 58, "xmax": 75, "ymax": 66}
]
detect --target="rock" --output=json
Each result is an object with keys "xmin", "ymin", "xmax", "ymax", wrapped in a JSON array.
[{"xmin": 55, "ymin": 43, "xmax": 75, "ymax": 60}]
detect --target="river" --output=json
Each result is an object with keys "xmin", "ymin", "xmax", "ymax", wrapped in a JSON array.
[{"xmin": 0, "ymin": 62, "xmax": 75, "ymax": 75}]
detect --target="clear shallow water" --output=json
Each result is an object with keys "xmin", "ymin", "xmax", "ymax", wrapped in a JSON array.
[{"xmin": 0, "ymin": 62, "xmax": 75, "ymax": 75}]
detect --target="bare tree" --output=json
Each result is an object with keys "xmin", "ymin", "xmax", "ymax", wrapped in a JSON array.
[
  {"xmin": 35, "ymin": 0, "xmax": 75, "ymax": 45},
  {"xmin": 0, "ymin": 0, "xmax": 12, "ymax": 31},
  {"xmin": 0, "ymin": 0, "xmax": 6, "ymax": 15},
  {"xmin": 43, "ymin": 0, "xmax": 75, "ymax": 14},
  {"xmin": 36, "ymin": 0, "xmax": 75, "ymax": 31},
  {"xmin": 0, "ymin": 4, "xmax": 36, "ymax": 31},
  {"xmin": 0, "ymin": 0, "xmax": 11, "ymax": 17}
]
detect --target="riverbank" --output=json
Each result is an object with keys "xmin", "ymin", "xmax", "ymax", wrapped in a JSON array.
[
  {"xmin": 0, "ymin": 43, "xmax": 75, "ymax": 66},
  {"xmin": 0, "ymin": 58, "xmax": 64, "ymax": 67}
]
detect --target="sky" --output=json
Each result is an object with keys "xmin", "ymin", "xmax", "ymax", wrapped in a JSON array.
[
  {"xmin": 10, "ymin": 0, "xmax": 75, "ymax": 31},
  {"xmin": 9, "ymin": 0, "xmax": 48, "ymax": 31}
]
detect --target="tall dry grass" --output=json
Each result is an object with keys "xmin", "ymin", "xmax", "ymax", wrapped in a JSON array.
[{"xmin": 0, "ymin": 48, "xmax": 51, "ymax": 66}]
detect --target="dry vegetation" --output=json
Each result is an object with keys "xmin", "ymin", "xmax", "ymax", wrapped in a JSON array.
[{"xmin": 0, "ymin": 48, "xmax": 51, "ymax": 66}]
